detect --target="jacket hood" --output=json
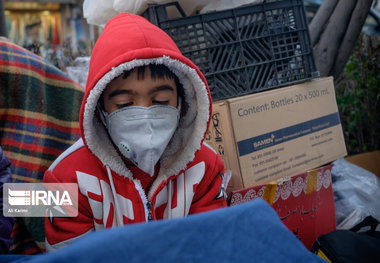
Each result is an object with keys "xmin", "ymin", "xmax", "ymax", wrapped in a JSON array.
[{"xmin": 80, "ymin": 13, "xmax": 212, "ymax": 191}]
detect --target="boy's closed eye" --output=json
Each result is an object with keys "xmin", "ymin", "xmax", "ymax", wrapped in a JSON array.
[
  {"xmin": 152, "ymin": 100, "xmax": 169, "ymax": 105},
  {"xmin": 116, "ymin": 102, "xmax": 133, "ymax": 109}
]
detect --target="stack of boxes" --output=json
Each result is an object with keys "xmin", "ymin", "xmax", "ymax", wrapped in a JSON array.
[
  {"xmin": 206, "ymin": 77, "xmax": 346, "ymax": 249},
  {"xmin": 143, "ymin": 0, "xmax": 347, "ymax": 250}
]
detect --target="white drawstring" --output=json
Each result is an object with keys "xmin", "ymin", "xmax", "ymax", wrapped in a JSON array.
[
  {"xmin": 168, "ymin": 180, "xmax": 172, "ymax": 219},
  {"xmin": 106, "ymin": 165, "xmax": 123, "ymax": 227}
]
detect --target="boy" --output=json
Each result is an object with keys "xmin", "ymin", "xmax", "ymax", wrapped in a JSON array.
[{"xmin": 44, "ymin": 13, "xmax": 226, "ymax": 251}]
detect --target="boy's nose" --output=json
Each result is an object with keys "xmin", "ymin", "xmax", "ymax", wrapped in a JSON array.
[{"xmin": 135, "ymin": 98, "xmax": 152, "ymax": 108}]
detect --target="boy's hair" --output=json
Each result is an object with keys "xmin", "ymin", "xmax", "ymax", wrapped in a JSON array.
[{"xmin": 100, "ymin": 64, "xmax": 184, "ymax": 108}]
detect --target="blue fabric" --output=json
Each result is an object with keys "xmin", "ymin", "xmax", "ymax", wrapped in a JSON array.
[
  {"xmin": 0, "ymin": 255, "xmax": 30, "ymax": 262},
  {"xmin": 4, "ymin": 199, "xmax": 325, "ymax": 262},
  {"xmin": 0, "ymin": 146, "xmax": 15, "ymax": 254}
]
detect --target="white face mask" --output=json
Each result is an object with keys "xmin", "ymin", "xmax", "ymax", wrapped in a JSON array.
[{"xmin": 101, "ymin": 104, "xmax": 180, "ymax": 176}]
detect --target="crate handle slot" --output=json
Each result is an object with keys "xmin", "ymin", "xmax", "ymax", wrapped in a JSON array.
[{"xmin": 145, "ymin": 1, "xmax": 187, "ymax": 25}]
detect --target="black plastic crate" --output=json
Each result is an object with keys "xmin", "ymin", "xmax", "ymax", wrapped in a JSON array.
[{"xmin": 142, "ymin": 0, "xmax": 319, "ymax": 101}]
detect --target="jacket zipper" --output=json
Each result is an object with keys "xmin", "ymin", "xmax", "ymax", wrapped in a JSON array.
[
  {"xmin": 131, "ymin": 178, "xmax": 153, "ymax": 222},
  {"xmin": 147, "ymin": 201, "xmax": 153, "ymax": 221}
]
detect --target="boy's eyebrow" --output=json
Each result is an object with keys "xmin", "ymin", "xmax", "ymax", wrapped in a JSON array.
[
  {"xmin": 151, "ymin": 85, "xmax": 175, "ymax": 94},
  {"xmin": 107, "ymin": 89, "xmax": 134, "ymax": 100},
  {"xmin": 107, "ymin": 85, "xmax": 175, "ymax": 100}
]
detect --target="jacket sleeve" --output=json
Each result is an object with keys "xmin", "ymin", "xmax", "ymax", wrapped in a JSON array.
[
  {"xmin": 0, "ymin": 147, "xmax": 15, "ymax": 254},
  {"xmin": 44, "ymin": 168, "xmax": 94, "ymax": 252},
  {"xmin": 188, "ymin": 146, "xmax": 227, "ymax": 214}
]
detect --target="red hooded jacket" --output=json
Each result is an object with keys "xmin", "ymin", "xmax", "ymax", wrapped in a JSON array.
[{"xmin": 44, "ymin": 13, "xmax": 226, "ymax": 251}]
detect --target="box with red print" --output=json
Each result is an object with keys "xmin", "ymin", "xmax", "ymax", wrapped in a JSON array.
[{"xmin": 228, "ymin": 164, "xmax": 335, "ymax": 250}]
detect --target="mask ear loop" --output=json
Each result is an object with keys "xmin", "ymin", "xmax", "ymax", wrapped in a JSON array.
[
  {"xmin": 96, "ymin": 102, "xmax": 108, "ymax": 128},
  {"xmin": 177, "ymin": 96, "xmax": 182, "ymax": 110},
  {"xmin": 176, "ymin": 96, "xmax": 182, "ymax": 123}
]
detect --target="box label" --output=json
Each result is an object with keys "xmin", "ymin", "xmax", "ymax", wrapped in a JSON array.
[{"xmin": 237, "ymin": 112, "xmax": 341, "ymax": 156}]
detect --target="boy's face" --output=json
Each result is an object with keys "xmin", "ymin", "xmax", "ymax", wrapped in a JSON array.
[{"xmin": 103, "ymin": 67, "xmax": 178, "ymax": 114}]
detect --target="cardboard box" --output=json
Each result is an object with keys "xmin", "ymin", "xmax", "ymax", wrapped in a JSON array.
[
  {"xmin": 228, "ymin": 164, "xmax": 336, "ymax": 250},
  {"xmin": 205, "ymin": 77, "xmax": 347, "ymax": 192},
  {"xmin": 345, "ymin": 151, "xmax": 380, "ymax": 179}
]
